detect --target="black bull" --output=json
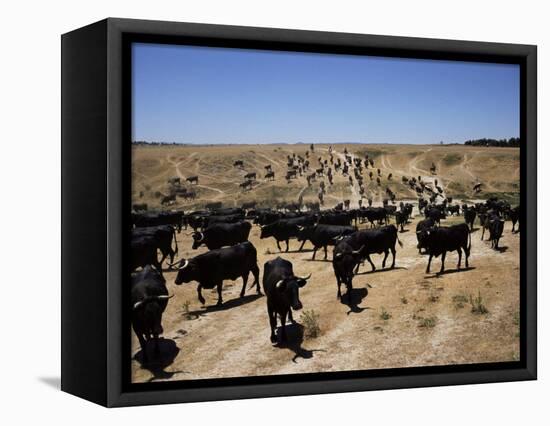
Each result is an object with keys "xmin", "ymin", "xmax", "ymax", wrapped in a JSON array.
[
  {"xmin": 174, "ymin": 241, "xmax": 261, "ymax": 306},
  {"xmin": 131, "ymin": 265, "xmax": 174, "ymax": 361},
  {"xmin": 419, "ymin": 223, "xmax": 471, "ymax": 274},
  {"xmin": 191, "ymin": 221, "xmax": 252, "ymax": 250},
  {"xmin": 297, "ymin": 224, "xmax": 356, "ymax": 260},
  {"xmin": 339, "ymin": 225, "xmax": 403, "ymax": 273},
  {"xmin": 263, "ymin": 257, "xmax": 311, "ymax": 344}
]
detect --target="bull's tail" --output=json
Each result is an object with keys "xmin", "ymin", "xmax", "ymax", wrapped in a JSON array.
[
  {"xmin": 466, "ymin": 228, "xmax": 471, "ymax": 256},
  {"xmin": 396, "ymin": 232, "xmax": 403, "ymax": 248},
  {"xmin": 172, "ymin": 227, "xmax": 179, "ymax": 255}
]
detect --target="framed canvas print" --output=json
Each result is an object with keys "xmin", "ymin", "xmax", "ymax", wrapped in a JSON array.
[{"xmin": 61, "ymin": 18, "xmax": 537, "ymax": 407}]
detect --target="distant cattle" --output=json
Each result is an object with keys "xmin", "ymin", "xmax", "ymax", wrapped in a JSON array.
[
  {"xmin": 285, "ymin": 170, "xmax": 297, "ymax": 180},
  {"xmin": 265, "ymin": 171, "xmax": 275, "ymax": 181},
  {"xmin": 415, "ymin": 217, "xmax": 435, "ymax": 253},
  {"xmin": 506, "ymin": 206, "xmax": 520, "ymax": 233},
  {"xmin": 234, "ymin": 160, "xmax": 244, "ymax": 168},
  {"xmin": 186, "ymin": 176, "xmax": 199, "ymax": 184},
  {"xmin": 174, "ymin": 241, "xmax": 261, "ymax": 306},
  {"xmin": 395, "ymin": 210, "xmax": 408, "ymax": 232},
  {"xmin": 131, "ymin": 265, "xmax": 173, "ymax": 361},
  {"xmin": 160, "ymin": 194, "xmax": 176, "ymax": 205},
  {"xmin": 205, "ymin": 201, "xmax": 223, "ymax": 210},
  {"xmin": 418, "ymin": 223, "xmax": 471, "ymax": 274},
  {"xmin": 244, "ymin": 172, "xmax": 257, "ymax": 180},
  {"xmin": 240, "ymin": 180, "xmax": 254, "ymax": 191},
  {"xmin": 263, "ymin": 257, "xmax": 311, "ymax": 343}
]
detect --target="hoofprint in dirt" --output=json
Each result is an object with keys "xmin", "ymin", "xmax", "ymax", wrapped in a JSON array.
[{"xmin": 131, "ymin": 216, "xmax": 520, "ymax": 383}]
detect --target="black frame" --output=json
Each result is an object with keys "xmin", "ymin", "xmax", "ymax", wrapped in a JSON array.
[{"xmin": 61, "ymin": 18, "xmax": 537, "ymax": 407}]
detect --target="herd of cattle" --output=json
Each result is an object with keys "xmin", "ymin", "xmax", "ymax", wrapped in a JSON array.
[{"xmin": 131, "ymin": 145, "xmax": 521, "ymax": 361}]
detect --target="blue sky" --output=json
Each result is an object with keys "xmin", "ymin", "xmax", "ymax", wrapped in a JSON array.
[{"xmin": 132, "ymin": 43, "xmax": 519, "ymax": 144}]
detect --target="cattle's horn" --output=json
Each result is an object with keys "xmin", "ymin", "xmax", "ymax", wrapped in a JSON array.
[
  {"xmin": 352, "ymin": 245, "xmax": 364, "ymax": 255},
  {"xmin": 154, "ymin": 294, "xmax": 174, "ymax": 301},
  {"xmin": 275, "ymin": 279, "xmax": 285, "ymax": 289},
  {"xmin": 297, "ymin": 225, "xmax": 304, "ymax": 231},
  {"xmin": 178, "ymin": 259, "xmax": 189, "ymax": 270},
  {"xmin": 296, "ymin": 273, "xmax": 312, "ymax": 281},
  {"xmin": 133, "ymin": 301, "xmax": 144, "ymax": 310},
  {"xmin": 196, "ymin": 232, "xmax": 204, "ymax": 242}
]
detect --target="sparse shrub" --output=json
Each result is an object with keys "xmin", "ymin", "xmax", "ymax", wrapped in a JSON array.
[
  {"xmin": 452, "ymin": 294, "xmax": 468, "ymax": 309},
  {"xmin": 470, "ymin": 291, "xmax": 489, "ymax": 315},
  {"xmin": 401, "ymin": 297, "xmax": 408, "ymax": 304},
  {"xmin": 419, "ymin": 317, "xmax": 436, "ymax": 328},
  {"xmin": 300, "ymin": 309, "xmax": 321, "ymax": 339},
  {"xmin": 380, "ymin": 308, "xmax": 392, "ymax": 321},
  {"xmin": 428, "ymin": 292, "xmax": 439, "ymax": 303}
]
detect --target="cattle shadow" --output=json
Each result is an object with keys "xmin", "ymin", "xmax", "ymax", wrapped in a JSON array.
[
  {"xmin": 274, "ymin": 323, "xmax": 326, "ymax": 363},
  {"xmin": 470, "ymin": 227, "xmax": 480, "ymax": 232},
  {"xmin": 398, "ymin": 229, "xmax": 410, "ymax": 233},
  {"xmin": 134, "ymin": 338, "xmax": 184, "ymax": 381},
  {"xmin": 494, "ymin": 246, "xmax": 508, "ymax": 253},
  {"xmin": 355, "ymin": 266, "xmax": 407, "ymax": 276},
  {"xmin": 202, "ymin": 293, "xmax": 263, "ymax": 312},
  {"xmin": 341, "ymin": 287, "xmax": 369, "ymax": 314},
  {"xmin": 425, "ymin": 266, "xmax": 476, "ymax": 278},
  {"xmin": 304, "ymin": 258, "xmax": 332, "ymax": 263}
]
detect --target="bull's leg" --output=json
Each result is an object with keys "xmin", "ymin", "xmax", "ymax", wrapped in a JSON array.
[
  {"xmin": 324, "ymin": 245, "xmax": 328, "ymax": 260},
  {"xmin": 465, "ymin": 246, "xmax": 470, "ymax": 268},
  {"xmin": 276, "ymin": 240, "xmax": 282, "ymax": 251},
  {"xmin": 439, "ymin": 251, "xmax": 446, "ymax": 274},
  {"xmin": 268, "ymin": 306, "xmax": 277, "ymax": 343},
  {"xmin": 240, "ymin": 272, "xmax": 249, "ymax": 297},
  {"xmin": 426, "ymin": 254, "xmax": 433, "ymax": 273},
  {"xmin": 390, "ymin": 247, "xmax": 396, "ymax": 268},
  {"xmin": 481, "ymin": 226, "xmax": 485, "ymax": 240},
  {"xmin": 382, "ymin": 250, "xmax": 389, "ymax": 268},
  {"xmin": 197, "ymin": 284, "xmax": 206, "ymax": 305},
  {"xmin": 251, "ymin": 264, "xmax": 261, "ymax": 294},
  {"xmin": 285, "ymin": 239, "xmax": 290, "ymax": 252},
  {"xmin": 336, "ymin": 275, "xmax": 342, "ymax": 299},
  {"xmin": 298, "ymin": 240, "xmax": 306, "ymax": 251},
  {"xmin": 133, "ymin": 326, "xmax": 148, "ymax": 361},
  {"xmin": 366, "ymin": 254, "xmax": 376, "ymax": 272},
  {"xmin": 311, "ymin": 247, "xmax": 318, "ymax": 260},
  {"xmin": 280, "ymin": 311, "xmax": 288, "ymax": 342},
  {"xmin": 457, "ymin": 248, "xmax": 462, "ymax": 269},
  {"xmin": 288, "ymin": 309, "xmax": 296, "ymax": 324},
  {"xmin": 216, "ymin": 282, "xmax": 224, "ymax": 306}
]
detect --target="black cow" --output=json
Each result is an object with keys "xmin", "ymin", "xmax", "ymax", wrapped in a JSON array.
[
  {"xmin": 361, "ymin": 207, "xmax": 388, "ymax": 227},
  {"xmin": 233, "ymin": 160, "xmax": 244, "ymax": 168},
  {"xmin": 240, "ymin": 180, "xmax": 253, "ymax": 191},
  {"xmin": 341, "ymin": 225, "xmax": 402, "ymax": 273},
  {"xmin": 415, "ymin": 217, "xmax": 435, "ymax": 253},
  {"xmin": 419, "ymin": 223, "xmax": 471, "ymax": 274},
  {"xmin": 174, "ymin": 241, "xmax": 261, "ymax": 306},
  {"xmin": 332, "ymin": 240, "xmax": 364, "ymax": 299},
  {"xmin": 263, "ymin": 257, "xmax": 311, "ymax": 343},
  {"xmin": 131, "ymin": 265, "xmax": 173, "ymax": 361},
  {"xmin": 201, "ymin": 213, "xmax": 244, "ymax": 229},
  {"xmin": 463, "ymin": 207, "xmax": 477, "ymax": 231},
  {"xmin": 161, "ymin": 194, "xmax": 176, "ymax": 205},
  {"xmin": 488, "ymin": 217, "xmax": 504, "ymax": 249},
  {"xmin": 260, "ymin": 216, "xmax": 316, "ymax": 252},
  {"xmin": 131, "ymin": 236, "xmax": 162, "ymax": 274},
  {"xmin": 191, "ymin": 221, "xmax": 251, "ymax": 250},
  {"xmin": 506, "ymin": 206, "xmax": 520, "ymax": 233},
  {"xmin": 254, "ymin": 210, "xmax": 282, "ymax": 226},
  {"xmin": 297, "ymin": 224, "xmax": 356, "ymax": 260},
  {"xmin": 244, "ymin": 172, "xmax": 257, "ymax": 180},
  {"xmin": 425, "ymin": 207, "xmax": 446, "ymax": 225},
  {"xmin": 395, "ymin": 210, "xmax": 408, "ymax": 232},
  {"xmin": 133, "ymin": 211, "xmax": 185, "ymax": 232},
  {"xmin": 186, "ymin": 176, "xmax": 199, "ymax": 184},
  {"xmin": 265, "ymin": 171, "xmax": 275, "ymax": 181},
  {"xmin": 318, "ymin": 212, "xmax": 353, "ymax": 227},
  {"xmin": 132, "ymin": 225, "xmax": 178, "ymax": 268}
]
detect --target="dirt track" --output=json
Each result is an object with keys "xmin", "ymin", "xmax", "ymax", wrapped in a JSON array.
[{"xmin": 131, "ymin": 144, "xmax": 520, "ymax": 383}]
